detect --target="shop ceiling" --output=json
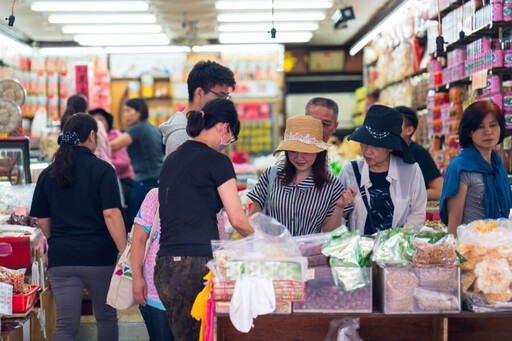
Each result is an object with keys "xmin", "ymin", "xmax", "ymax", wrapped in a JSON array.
[{"xmin": 0, "ymin": 0, "xmax": 400, "ymax": 48}]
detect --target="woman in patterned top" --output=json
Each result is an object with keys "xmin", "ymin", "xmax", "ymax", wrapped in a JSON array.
[
  {"xmin": 339, "ymin": 105, "xmax": 427, "ymax": 234},
  {"xmin": 131, "ymin": 188, "xmax": 173, "ymax": 341},
  {"xmin": 248, "ymin": 116, "xmax": 356, "ymax": 236}
]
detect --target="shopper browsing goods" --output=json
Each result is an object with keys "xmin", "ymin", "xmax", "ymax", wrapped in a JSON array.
[
  {"xmin": 110, "ymin": 98, "xmax": 164, "ymax": 231},
  {"xmin": 248, "ymin": 115, "xmax": 356, "ymax": 236},
  {"xmin": 339, "ymin": 105, "xmax": 427, "ymax": 234},
  {"xmin": 440, "ymin": 100, "xmax": 512, "ymax": 235},
  {"xmin": 155, "ymin": 98, "xmax": 253, "ymax": 341},
  {"xmin": 30, "ymin": 113, "xmax": 127, "ymax": 341},
  {"xmin": 131, "ymin": 188, "xmax": 173, "ymax": 341},
  {"xmin": 159, "ymin": 60, "xmax": 236, "ymax": 157},
  {"xmin": 395, "ymin": 106, "xmax": 444, "ymax": 201}
]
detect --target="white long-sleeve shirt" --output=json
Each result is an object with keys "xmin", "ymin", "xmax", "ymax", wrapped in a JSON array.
[{"xmin": 339, "ymin": 155, "xmax": 427, "ymax": 233}]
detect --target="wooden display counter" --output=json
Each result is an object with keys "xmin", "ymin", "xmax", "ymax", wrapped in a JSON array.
[{"xmin": 214, "ymin": 311, "xmax": 512, "ymax": 341}]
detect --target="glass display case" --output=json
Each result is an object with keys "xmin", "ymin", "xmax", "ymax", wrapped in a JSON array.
[{"xmin": 0, "ymin": 137, "xmax": 31, "ymax": 185}]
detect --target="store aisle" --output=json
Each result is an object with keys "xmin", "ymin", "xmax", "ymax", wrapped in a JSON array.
[{"xmin": 77, "ymin": 305, "xmax": 149, "ymax": 341}]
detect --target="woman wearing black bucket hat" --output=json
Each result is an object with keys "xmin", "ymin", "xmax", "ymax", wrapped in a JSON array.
[{"xmin": 338, "ymin": 105, "xmax": 427, "ymax": 235}]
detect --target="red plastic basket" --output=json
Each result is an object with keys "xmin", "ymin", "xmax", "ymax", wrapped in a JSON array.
[
  {"xmin": 212, "ymin": 280, "xmax": 305, "ymax": 302},
  {"xmin": 12, "ymin": 285, "xmax": 40, "ymax": 313}
]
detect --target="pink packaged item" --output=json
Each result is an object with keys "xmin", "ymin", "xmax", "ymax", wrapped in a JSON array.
[
  {"xmin": 504, "ymin": 3, "xmax": 512, "ymax": 21},
  {"xmin": 452, "ymin": 64, "xmax": 465, "ymax": 81},
  {"xmin": 505, "ymin": 112, "xmax": 512, "ymax": 129},
  {"xmin": 504, "ymin": 50, "xmax": 512, "ymax": 67},
  {"xmin": 483, "ymin": 75, "xmax": 501, "ymax": 94},
  {"xmin": 504, "ymin": 93, "xmax": 512, "ymax": 110},
  {"xmin": 486, "ymin": 50, "xmax": 504, "ymax": 68},
  {"xmin": 479, "ymin": 94, "xmax": 504, "ymax": 110},
  {"xmin": 492, "ymin": 3, "xmax": 503, "ymax": 21}
]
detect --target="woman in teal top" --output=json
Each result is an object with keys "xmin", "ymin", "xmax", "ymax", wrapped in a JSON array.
[{"xmin": 111, "ymin": 98, "xmax": 164, "ymax": 230}]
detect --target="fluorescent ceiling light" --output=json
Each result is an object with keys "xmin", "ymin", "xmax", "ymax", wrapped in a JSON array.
[
  {"xmin": 49, "ymin": 14, "xmax": 156, "ymax": 24},
  {"xmin": 39, "ymin": 47, "xmax": 105, "ymax": 55},
  {"xmin": 74, "ymin": 33, "xmax": 169, "ymax": 46},
  {"xmin": 218, "ymin": 12, "xmax": 325, "ymax": 22},
  {"xmin": 31, "ymin": 1, "xmax": 148, "ymax": 12},
  {"xmin": 219, "ymin": 22, "xmax": 319, "ymax": 32},
  {"xmin": 105, "ymin": 46, "xmax": 191, "ymax": 53},
  {"xmin": 216, "ymin": 1, "xmax": 333, "ymax": 10},
  {"xmin": 349, "ymin": 0, "xmax": 414, "ymax": 56},
  {"xmin": 192, "ymin": 44, "xmax": 283, "ymax": 53},
  {"xmin": 219, "ymin": 32, "xmax": 312, "ymax": 44},
  {"xmin": 62, "ymin": 24, "xmax": 162, "ymax": 34}
]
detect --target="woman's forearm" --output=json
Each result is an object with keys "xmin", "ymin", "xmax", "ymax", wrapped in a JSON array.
[{"xmin": 103, "ymin": 208, "xmax": 127, "ymax": 252}]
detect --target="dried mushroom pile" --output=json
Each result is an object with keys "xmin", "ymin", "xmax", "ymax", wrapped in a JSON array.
[{"xmin": 457, "ymin": 219, "xmax": 512, "ymax": 310}]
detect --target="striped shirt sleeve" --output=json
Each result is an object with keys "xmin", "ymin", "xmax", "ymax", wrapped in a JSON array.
[
  {"xmin": 247, "ymin": 167, "xmax": 271, "ymax": 208},
  {"xmin": 326, "ymin": 176, "xmax": 345, "ymax": 217}
]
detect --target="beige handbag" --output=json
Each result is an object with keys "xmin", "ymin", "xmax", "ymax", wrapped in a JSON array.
[{"xmin": 106, "ymin": 205, "xmax": 159, "ymax": 310}]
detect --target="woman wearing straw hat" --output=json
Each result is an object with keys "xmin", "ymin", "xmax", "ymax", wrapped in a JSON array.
[
  {"xmin": 339, "ymin": 105, "xmax": 427, "ymax": 235},
  {"xmin": 248, "ymin": 116, "xmax": 356, "ymax": 236}
]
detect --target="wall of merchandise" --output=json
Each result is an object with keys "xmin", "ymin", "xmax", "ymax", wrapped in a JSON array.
[{"xmin": 362, "ymin": 0, "xmax": 512, "ymax": 174}]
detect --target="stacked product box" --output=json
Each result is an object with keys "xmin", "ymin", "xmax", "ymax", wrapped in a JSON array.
[
  {"xmin": 293, "ymin": 266, "xmax": 372, "ymax": 313},
  {"xmin": 428, "ymin": 59, "xmax": 443, "ymax": 89},
  {"xmin": 374, "ymin": 265, "xmax": 461, "ymax": 314},
  {"xmin": 476, "ymin": 75, "xmax": 504, "ymax": 109},
  {"xmin": 465, "ymin": 38, "xmax": 503, "ymax": 76},
  {"xmin": 505, "ymin": 92, "xmax": 512, "ymax": 128},
  {"xmin": 444, "ymin": 49, "xmax": 466, "ymax": 84}
]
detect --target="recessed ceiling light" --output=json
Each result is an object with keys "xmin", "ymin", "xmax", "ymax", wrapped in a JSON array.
[
  {"xmin": 31, "ymin": 1, "xmax": 148, "ymax": 12},
  {"xmin": 49, "ymin": 14, "xmax": 156, "ymax": 24},
  {"xmin": 218, "ymin": 22, "xmax": 319, "ymax": 32},
  {"xmin": 219, "ymin": 32, "xmax": 312, "ymax": 44},
  {"xmin": 62, "ymin": 24, "xmax": 162, "ymax": 34},
  {"xmin": 218, "ymin": 12, "xmax": 325, "ymax": 22},
  {"xmin": 74, "ymin": 33, "xmax": 169, "ymax": 46},
  {"xmin": 215, "ymin": 1, "xmax": 333, "ymax": 10}
]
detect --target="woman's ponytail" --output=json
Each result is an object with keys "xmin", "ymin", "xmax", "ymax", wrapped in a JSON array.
[{"xmin": 186, "ymin": 110, "xmax": 206, "ymax": 137}]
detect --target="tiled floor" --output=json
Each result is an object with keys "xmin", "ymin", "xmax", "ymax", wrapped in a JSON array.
[{"xmin": 77, "ymin": 305, "xmax": 149, "ymax": 341}]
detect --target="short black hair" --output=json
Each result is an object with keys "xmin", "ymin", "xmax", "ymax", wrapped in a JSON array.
[
  {"xmin": 459, "ymin": 100, "xmax": 505, "ymax": 148},
  {"xmin": 125, "ymin": 98, "xmax": 149, "ymax": 121},
  {"xmin": 187, "ymin": 60, "xmax": 236, "ymax": 102},
  {"xmin": 89, "ymin": 108, "xmax": 113, "ymax": 131},
  {"xmin": 394, "ymin": 106, "xmax": 418, "ymax": 134},
  {"xmin": 305, "ymin": 97, "xmax": 339, "ymax": 120}
]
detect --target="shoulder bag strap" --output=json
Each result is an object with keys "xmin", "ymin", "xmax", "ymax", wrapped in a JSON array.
[
  {"xmin": 143, "ymin": 203, "xmax": 159, "ymax": 258},
  {"xmin": 262, "ymin": 166, "xmax": 278, "ymax": 215},
  {"xmin": 350, "ymin": 161, "xmax": 375, "ymax": 232}
]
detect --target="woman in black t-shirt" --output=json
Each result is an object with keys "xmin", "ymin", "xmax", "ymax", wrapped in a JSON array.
[
  {"xmin": 155, "ymin": 98, "xmax": 253, "ymax": 340},
  {"xmin": 31, "ymin": 114, "xmax": 127, "ymax": 341}
]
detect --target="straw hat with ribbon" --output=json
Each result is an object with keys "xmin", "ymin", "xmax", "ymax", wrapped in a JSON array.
[{"xmin": 273, "ymin": 116, "xmax": 330, "ymax": 156}]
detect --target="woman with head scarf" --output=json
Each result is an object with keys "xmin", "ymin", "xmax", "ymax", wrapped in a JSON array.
[
  {"xmin": 440, "ymin": 100, "xmax": 512, "ymax": 235},
  {"xmin": 339, "ymin": 104, "xmax": 427, "ymax": 234}
]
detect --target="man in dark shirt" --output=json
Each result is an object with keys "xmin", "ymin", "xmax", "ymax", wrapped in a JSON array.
[{"xmin": 395, "ymin": 106, "xmax": 443, "ymax": 201}]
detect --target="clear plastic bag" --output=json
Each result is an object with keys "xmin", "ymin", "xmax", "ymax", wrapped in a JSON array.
[
  {"xmin": 249, "ymin": 213, "xmax": 301, "ymax": 258},
  {"xmin": 323, "ymin": 318, "xmax": 364, "ymax": 341},
  {"xmin": 412, "ymin": 234, "xmax": 457, "ymax": 268}
]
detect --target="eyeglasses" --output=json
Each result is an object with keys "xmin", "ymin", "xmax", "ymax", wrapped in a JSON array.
[{"xmin": 204, "ymin": 88, "xmax": 231, "ymax": 100}]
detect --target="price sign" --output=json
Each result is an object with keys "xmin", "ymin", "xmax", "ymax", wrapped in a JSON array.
[
  {"xmin": 75, "ymin": 65, "xmax": 89, "ymax": 101},
  {"xmin": 472, "ymin": 69, "xmax": 488, "ymax": 90}
]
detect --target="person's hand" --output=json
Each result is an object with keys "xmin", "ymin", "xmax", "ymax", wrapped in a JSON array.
[
  {"xmin": 336, "ymin": 187, "xmax": 357, "ymax": 208},
  {"xmin": 132, "ymin": 276, "xmax": 147, "ymax": 306}
]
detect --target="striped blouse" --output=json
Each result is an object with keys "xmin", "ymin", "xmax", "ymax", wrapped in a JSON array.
[{"xmin": 247, "ymin": 165, "xmax": 352, "ymax": 236}]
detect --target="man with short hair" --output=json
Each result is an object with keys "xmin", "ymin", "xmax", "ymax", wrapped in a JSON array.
[
  {"xmin": 395, "ymin": 106, "xmax": 443, "ymax": 201},
  {"xmin": 304, "ymin": 97, "xmax": 339, "ymax": 143},
  {"xmin": 159, "ymin": 60, "xmax": 236, "ymax": 156}
]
